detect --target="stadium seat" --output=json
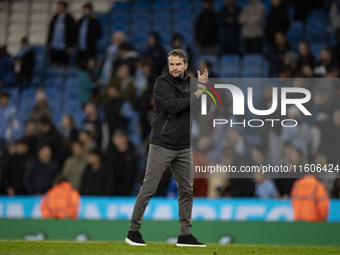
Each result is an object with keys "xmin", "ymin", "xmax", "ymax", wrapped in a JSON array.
[
  {"xmin": 241, "ymin": 66, "xmax": 264, "ymax": 78},
  {"xmin": 220, "ymin": 54, "xmax": 241, "ymax": 66},
  {"xmin": 242, "ymin": 54, "xmax": 265, "ymax": 67}
]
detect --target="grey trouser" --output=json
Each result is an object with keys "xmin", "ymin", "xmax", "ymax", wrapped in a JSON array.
[{"xmin": 130, "ymin": 144, "xmax": 193, "ymax": 235}]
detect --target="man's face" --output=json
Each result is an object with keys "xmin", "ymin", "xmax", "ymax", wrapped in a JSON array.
[
  {"xmin": 72, "ymin": 143, "xmax": 83, "ymax": 157},
  {"xmin": 168, "ymin": 56, "xmax": 187, "ymax": 78},
  {"xmin": 39, "ymin": 147, "xmax": 52, "ymax": 164},
  {"xmin": 0, "ymin": 96, "xmax": 9, "ymax": 107},
  {"xmin": 57, "ymin": 3, "xmax": 65, "ymax": 13},
  {"xmin": 83, "ymin": 7, "xmax": 91, "ymax": 15}
]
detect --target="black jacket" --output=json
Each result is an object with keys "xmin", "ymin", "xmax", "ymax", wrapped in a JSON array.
[
  {"xmin": 150, "ymin": 69, "xmax": 200, "ymax": 150},
  {"xmin": 24, "ymin": 159, "xmax": 59, "ymax": 195},
  {"xmin": 80, "ymin": 164, "xmax": 112, "ymax": 196},
  {"xmin": 37, "ymin": 126, "xmax": 66, "ymax": 165},
  {"xmin": 76, "ymin": 15, "xmax": 102, "ymax": 54},
  {"xmin": 47, "ymin": 13, "xmax": 76, "ymax": 48},
  {"xmin": 18, "ymin": 49, "xmax": 35, "ymax": 80},
  {"xmin": 195, "ymin": 9, "xmax": 218, "ymax": 45},
  {"xmin": 105, "ymin": 142, "xmax": 137, "ymax": 196},
  {"xmin": 265, "ymin": 5, "xmax": 290, "ymax": 44}
]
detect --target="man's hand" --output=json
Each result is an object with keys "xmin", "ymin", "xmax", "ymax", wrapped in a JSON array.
[
  {"xmin": 197, "ymin": 68, "xmax": 209, "ymax": 85},
  {"xmin": 194, "ymin": 69, "xmax": 209, "ymax": 98}
]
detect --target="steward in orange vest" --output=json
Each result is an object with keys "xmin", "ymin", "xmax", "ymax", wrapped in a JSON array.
[
  {"xmin": 291, "ymin": 174, "xmax": 329, "ymax": 221},
  {"xmin": 41, "ymin": 174, "xmax": 80, "ymax": 219}
]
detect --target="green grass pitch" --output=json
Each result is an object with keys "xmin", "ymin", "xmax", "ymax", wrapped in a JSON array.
[{"xmin": 1, "ymin": 241, "xmax": 340, "ymax": 255}]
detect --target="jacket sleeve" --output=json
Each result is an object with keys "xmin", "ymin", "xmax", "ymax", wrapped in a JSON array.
[
  {"xmin": 153, "ymin": 78, "xmax": 199, "ymax": 114},
  {"xmin": 68, "ymin": 190, "xmax": 80, "ymax": 219},
  {"xmin": 66, "ymin": 15, "xmax": 76, "ymax": 47},
  {"xmin": 47, "ymin": 15, "xmax": 56, "ymax": 45},
  {"xmin": 24, "ymin": 162, "xmax": 35, "ymax": 194},
  {"xmin": 41, "ymin": 195, "xmax": 51, "ymax": 218},
  {"xmin": 94, "ymin": 18, "xmax": 102, "ymax": 41},
  {"xmin": 315, "ymin": 183, "xmax": 330, "ymax": 221}
]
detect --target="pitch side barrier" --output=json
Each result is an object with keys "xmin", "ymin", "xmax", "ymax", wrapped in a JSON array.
[{"xmin": 0, "ymin": 196, "xmax": 340, "ymax": 221}]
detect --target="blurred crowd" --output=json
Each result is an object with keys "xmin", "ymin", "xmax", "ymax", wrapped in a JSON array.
[{"xmin": 0, "ymin": 0, "xmax": 340, "ymax": 200}]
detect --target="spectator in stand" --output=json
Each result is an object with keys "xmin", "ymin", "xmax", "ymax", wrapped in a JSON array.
[
  {"xmin": 276, "ymin": 144, "xmax": 302, "ymax": 198},
  {"xmin": 222, "ymin": 149, "xmax": 254, "ymax": 197},
  {"xmin": 80, "ymin": 149, "xmax": 112, "ymax": 196},
  {"xmin": 291, "ymin": 173, "xmax": 329, "ymax": 221},
  {"xmin": 59, "ymin": 114, "xmax": 78, "ymax": 144},
  {"xmin": 144, "ymin": 32, "xmax": 167, "ymax": 77},
  {"xmin": 0, "ymin": 92, "xmax": 20, "ymax": 158},
  {"xmin": 331, "ymin": 30, "xmax": 340, "ymax": 65},
  {"xmin": 28, "ymin": 89, "xmax": 53, "ymax": 123},
  {"xmin": 292, "ymin": 0, "xmax": 310, "ymax": 25},
  {"xmin": 76, "ymin": 3, "xmax": 102, "ymax": 66},
  {"xmin": 109, "ymin": 64, "xmax": 137, "ymax": 108},
  {"xmin": 112, "ymin": 43, "xmax": 139, "ymax": 77},
  {"xmin": 217, "ymin": 0, "xmax": 241, "ymax": 55},
  {"xmin": 0, "ymin": 46, "xmax": 15, "ymax": 88},
  {"xmin": 331, "ymin": 108, "xmax": 340, "ymax": 163},
  {"xmin": 248, "ymin": 146, "xmax": 279, "ymax": 199},
  {"xmin": 239, "ymin": 0, "xmax": 265, "ymax": 53},
  {"xmin": 331, "ymin": 0, "xmax": 340, "ymax": 32},
  {"xmin": 314, "ymin": 48, "xmax": 338, "ymax": 77},
  {"xmin": 41, "ymin": 174, "xmax": 80, "ymax": 219},
  {"xmin": 297, "ymin": 41, "xmax": 317, "ymax": 73},
  {"xmin": 82, "ymin": 103, "xmax": 103, "ymax": 149},
  {"xmin": 195, "ymin": 0, "xmax": 218, "ymax": 54},
  {"xmin": 332, "ymin": 178, "xmax": 340, "ymax": 198},
  {"xmin": 78, "ymin": 130, "xmax": 96, "ymax": 154},
  {"xmin": 61, "ymin": 141, "xmax": 87, "ymax": 191},
  {"xmin": 24, "ymin": 146, "xmax": 59, "ymax": 195},
  {"xmin": 138, "ymin": 58, "xmax": 157, "ymax": 143},
  {"xmin": 14, "ymin": 37, "xmax": 35, "ymax": 91},
  {"xmin": 171, "ymin": 33, "xmax": 193, "ymax": 68},
  {"xmin": 36, "ymin": 115, "xmax": 66, "ymax": 166},
  {"xmin": 265, "ymin": 0, "xmax": 290, "ymax": 45},
  {"xmin": 105, "ymin": 129, "xmax": 138, "ymax": 196},
  {"xmin": 100, "ymin": 31, "xmax": 126, "ymax": 86},
  {"xmin": 20, "ymin": 120, "xmax": 38, "ymax": 159},
  {"xmin": 47, "ymin": 1, "xmax": 76, "ymax": 66},
  {"xmin": 281, "ymin": 51, "xmax": 299, "ymax": 77},
  {"xmin": 254, "ymin": 174, "xmax": 279, "ymax": 199},
  {"xmin": 77, "ymin": 58, "xmax": 97, "ymax": 105},
  {"xmin": 266, "ymin": 32, "xmax": 291, "ymax": 77},
  {"xmin": 103, "ymin": 85, "xmax": 128, "ymax": 136},
  {"xmin": 4, "ymin": 140, "xmax": 29, "ymax": 196}
]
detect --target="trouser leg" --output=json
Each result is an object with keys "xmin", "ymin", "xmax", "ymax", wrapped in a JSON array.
[
  {"xmin": 171, "ymin": 147, "xmax": 193, "ymax": 235},
  {"xmin": 130, "ymin": 144, "xmax": 176, "ymax": 232}
]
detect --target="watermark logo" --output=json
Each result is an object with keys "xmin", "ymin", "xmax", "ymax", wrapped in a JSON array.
[{"xmin": 199, "ymin": 83, "xmax": 311, "ymax": 128}]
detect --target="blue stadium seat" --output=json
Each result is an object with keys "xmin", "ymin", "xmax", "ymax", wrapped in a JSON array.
[
  {"xmin": 310, "ymin": 43, "xmax": 327, "ymax": 61},
  {"xmin": 111, "ymin": 1, "xmax": 129, "ymax": 12},
  {"xmin": 219, "ymin": 65, "xmax": 240, "ymax": 78},
  {"xmin": 241, "ymin": 66, "xmax": 264, "ymax": 78},
  {"xmin": 199, "ymin": 54, "xmax": 218, "ymax": 66},
  {"xmin": 173, "ymin": 0, "xmax": 193, "ymax": 11},
  {"xmin": 220, "ymin": 54, "xmax": 241, "ymax": 66},
  {"xmin": 243, "ymin": 54, "xmax": 265, "ymax": 67},
  {"xmin": 152, "ymin": 0, "xmax": 172, "ymax": 11}
]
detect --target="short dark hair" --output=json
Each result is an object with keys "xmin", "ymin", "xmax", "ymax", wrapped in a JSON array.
[
  {"xmin": 89, "ymin": 149, "xmax": 102, "ymax": 158},
  {"xmin": 58, "ymin": 1, "xmax": 67, "ymax": 9},
  {"xmin": 168, "ymin": 49, "xmax": 187, "ymax": 64},
  {"xmin": 37, "ymin": 115, "xmax": 52, "ymax": 125},
  {"xmin": 83, "ymin": 3, "xmax": 93, "ymax": 10},
  {"xmin": 0, "ymin": 92, "xmax": 10, "ymax": 99},
  {"xmin": 21, "ymin": 37, "xmax": 29, "ymax": 44}
]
